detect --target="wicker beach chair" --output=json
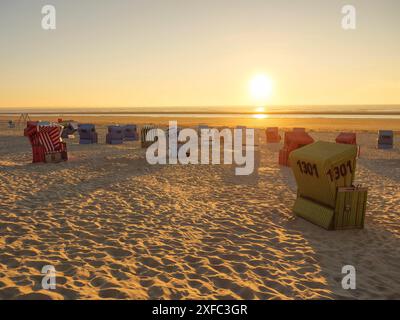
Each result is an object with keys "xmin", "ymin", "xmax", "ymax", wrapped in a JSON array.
[
  {"xmin": 106, "ymin": 125, "xmax": 124, "ymax": 145},
  {"xmin": 78, "ymin": 124, "xmax": 98, "ymax": 144},
  {"xmin": 123, "ymin": 125, "xmax": 139, "ymax": 141},
  {"xmin": 279, "ymin": 131, "xmax": 314, "ymax": 166},
  {"xmin": 141, "ymin": 124, "xmax": 158, "ymax": 148},
  {"xmin": 24, "ymin": 122, "xmax": 68, "ymax": 163},
  {"xmin": 60, "ymin": 120, "xmax": 78, "ymax": 138},
  {"xmin": 290, "ymin": 141, "xmax": 367, "ymax": 230},
  {"xmin": 377, "ymin": 130, "xmax": 394, "ymax": 149}
]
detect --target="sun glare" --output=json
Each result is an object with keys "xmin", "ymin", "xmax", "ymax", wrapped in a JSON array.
[{"xmin": 249, "ymin": 74, "xmax": 273, "ymax": 105}]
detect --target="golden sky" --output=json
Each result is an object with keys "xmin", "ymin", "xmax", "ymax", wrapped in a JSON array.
[{"xmin": 0, "ymin": 0, "xmax": 399, "ymax": 109}]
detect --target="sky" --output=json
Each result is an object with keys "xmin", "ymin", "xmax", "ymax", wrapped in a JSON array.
[{"xmin": 0, "ymin": 0, "xmax": 399, "ymax": 109}]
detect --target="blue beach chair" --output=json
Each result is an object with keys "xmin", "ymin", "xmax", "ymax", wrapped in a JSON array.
[
  {"xmin": 78, "ymin": 124, "xmax": 98, "ymax": 144},
  {"xmin": 123, "ymin": 125, "xmax": 138, "ymax": 141},
  {"xmin": 106, "ymin": 125, "xmax": 124, "ymax": 145}
]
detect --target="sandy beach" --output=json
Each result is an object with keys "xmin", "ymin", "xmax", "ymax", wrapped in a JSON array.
[{"xmin": 0, "ymin": 116, "xmax": 399, "ymax": 300}]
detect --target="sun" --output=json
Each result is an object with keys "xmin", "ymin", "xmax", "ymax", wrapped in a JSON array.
[{"xmin": 249, "ymin": 74, "xmax": 273, "ymax": 105}]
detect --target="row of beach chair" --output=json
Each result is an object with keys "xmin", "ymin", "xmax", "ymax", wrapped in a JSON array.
[
  {"xmin": 78, "ymin": 124, "xmax": 139, "ymax": 145},
  {"xmin": 274, "ymin": 128, "xmax": 395, "ymax": 167},
  {"xmin": 23, "ymin": 121, "xmax": 395, "ymax": 164}
]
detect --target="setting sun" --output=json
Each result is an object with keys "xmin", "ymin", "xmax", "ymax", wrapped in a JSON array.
[{"xmin": 249, "ymin": 74, "xmax": 274, "ymax": 106}]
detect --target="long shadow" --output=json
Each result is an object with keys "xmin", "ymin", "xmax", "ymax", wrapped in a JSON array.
[
  {"xmin": 13, "ymin": 154, "xmax": 163, "ymax": 210},
  {"xmin": 263, "ymin": 152, "xmax": 400, "ymax": 299}
]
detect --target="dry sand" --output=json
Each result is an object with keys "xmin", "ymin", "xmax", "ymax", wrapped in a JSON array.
[{"xmin": 0, "ymin": 117, "xmax": 399, "ymax": 300}]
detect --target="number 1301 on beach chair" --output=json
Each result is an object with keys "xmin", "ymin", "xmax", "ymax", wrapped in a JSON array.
[{"xmin": 289, "ymin": 141, "xmax": 368, "ymax": 230}]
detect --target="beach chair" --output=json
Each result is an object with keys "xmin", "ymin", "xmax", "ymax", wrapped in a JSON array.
[
  {"xmin": 141, "ymin": 124, "xmax": 158, "ymax": 148},
  {"xmin": 24, "ymin": 122, "xmax": 68, "ymax": 163},
  {"xmin": 336, "ymin": 132, "xmax": 357, "ymax": 145},
  {"xmin": 336, "ymin": 132, "xmax": 360, "ymax": 157},
  {"xmin": 123, "ymin": 125, "xmax": 139, "ymax": 141},
  {"xmin": 377, "ymin": 130, "xmax": 394, "ymax": 149},
  {"xmin": 60, "ymin": 120, "xmax": 79, "ymax": 138},
  {"xmin": 279, "ymin": 131, "xmax": 314, "ymax": 166},
  {"xmin": 290, "ymin": 141, "xmax": 367, "ymax": 230},
  {"xmin": 266, "ymin": 127, "xmax": 281, "ymax": 143},
  {"xmin": 197, "ymin": 124, "xmax": 209, "ymax": 135},
  {"xmin": 8, "ymin": 120, "xmax": 15, "ymax": 128},
  {"xmin": 106, "ymin": 125, "xmax": 124, "ymax": 145},
  {"xmin": 78, "ymin": 124, "xmax": 98, "ymax": 144}
]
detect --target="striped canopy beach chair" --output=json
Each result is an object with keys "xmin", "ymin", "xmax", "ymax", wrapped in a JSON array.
[{"xmin": 24, "ymin": 122, "xmax": 68, "ymax": 163}]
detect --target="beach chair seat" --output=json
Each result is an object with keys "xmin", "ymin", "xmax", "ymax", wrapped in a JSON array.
[
  {"xmin": 290, "ymin": 141, "xmax": 367, "ymax": 230},
  {"xmin": 266, "ymin": 127, "xmax": 281, "ymax": 143},
  {"xmin": 123, "ymin": 124, "xmax": 139, "ymax": 141},
  {"xmin": 78, "ymin": 124, "xmax": 98, "ymax": 144},
  {"xmin": 106, "ymin": 125, "xmax": 124, "ymax": 145},
  {"xmin": 377, "ymin": 130, "xmax": 394, "ymax": 149}
]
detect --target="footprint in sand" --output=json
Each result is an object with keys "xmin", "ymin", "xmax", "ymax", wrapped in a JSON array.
[{"xmin": 99, "ymin": 288, "xmax": 129, "ymax": 299}]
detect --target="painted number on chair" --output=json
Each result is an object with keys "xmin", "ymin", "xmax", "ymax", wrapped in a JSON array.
[
  {"xmin": 327, "ymin": 160, "xmax": 353, "ymax": 182},
  {"xmin": 296, "ymin": 161, "xmax": 319, "ymax": 177}
]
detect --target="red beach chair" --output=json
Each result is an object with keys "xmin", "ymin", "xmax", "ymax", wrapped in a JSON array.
[
  {"xmin": 266, "ymin": 127, "xmax": 281, "ymax": 143},
  {"xmin": 336, "ymin": 132, "xmax": 357, "ymax": 145},
  {"xmin": 279, "ymin": 131, "xmax": 314, "ymax": 167},
  {"xmin": 24, "ymin": 122, "xmax": 68, "ymax": 163},
  {"xmin": 336, "ymin": 132, "xmax": 360, "ymax": 157}
]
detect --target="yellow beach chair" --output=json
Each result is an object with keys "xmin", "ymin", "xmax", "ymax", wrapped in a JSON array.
[{"xmin": 289, "ymin": 141, "xmax": 367, "ymax": 230}]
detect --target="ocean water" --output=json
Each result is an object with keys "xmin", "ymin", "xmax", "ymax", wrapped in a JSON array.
[{"xmin": 1, "ymin": 105, "xmax": 400, "ymax": 119}]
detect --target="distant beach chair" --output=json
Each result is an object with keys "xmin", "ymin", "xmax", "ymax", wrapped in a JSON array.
[
  {"xmin": 141, "ymin": 124, "xmax": 158, "ymax": 148},
  {"xmin": 78, "ymin": 124, "xmax": 98, "ymax": 144},
  {"xmin": 279, "ymin": 131, "xmax": 314, "ymax": 166},
  {"xmin": 106, "ymin": 125, "xmax": 124, "ymax": 145},
  {"xmin": 8, "ymin": 120, "xmax": 15, "ymax": 128},
  {"xmin": 123, "ymin": 125, "xmax": 139, "ymax": 141},
  {"xmin": 197, "ymin": 124, "xmax": 209, "ymax": 135},
  {"xmin": 336, "ymin": 132, "xmax": 360, "ymax": 157},
  {"xmin": 290, "ymin": 141, "xmax": 367, "ymax": 230},
  {"xmin": 59, "ymin": 120, "xmax": 79, "ymax": 138},
  {"xmin": 336, "ymin": 132, "xmax": 357, "ymax": 145},
  {"xmin": 24, "ymin": 122, "xmax": 68, "ymax": 163},
  {"xmin": 266, "ymin": 127, "xmax": 281, "ymax": 143},
  {"xmin": 377, "ymin": 130, "xmax": 394, "ymax": 149}
]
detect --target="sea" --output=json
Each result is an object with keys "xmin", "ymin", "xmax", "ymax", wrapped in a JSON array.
[{"xmin": 1, "ymin": 105, "xmax": 400, "ymax": 119}]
